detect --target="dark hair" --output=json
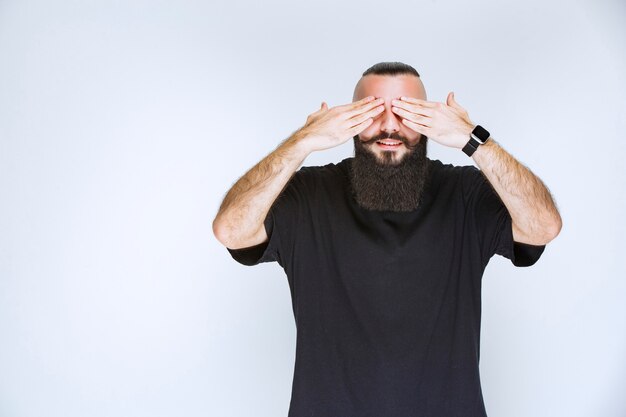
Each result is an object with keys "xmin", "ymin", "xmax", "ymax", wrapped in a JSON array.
[{"xmin": 361, "ymin": 61, "xmax": 420, "ymax": 78}]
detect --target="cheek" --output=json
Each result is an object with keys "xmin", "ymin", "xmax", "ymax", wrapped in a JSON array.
[
  {"xmin": 365, "ymin": 117, "xmax": 385, "ymax": 133},
  {"xmin": 358, "ymin": 124, "xmax": 377, "ymax": 138}
]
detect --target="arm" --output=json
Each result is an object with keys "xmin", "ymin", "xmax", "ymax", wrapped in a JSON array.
[
  {"xmin": 214, "ymin": 96, "xmax": 384, "ymax": 250},
  {"xmin": 390, "ymin": 93, "xmax": 562, "ymax": 246},
  {"xmin": 212, "ymin": 129, "xmax": 312, "ymax": 249},
  {"xmin": 471, "ymin": 137, "xmax": 562, "ymax": 245}
]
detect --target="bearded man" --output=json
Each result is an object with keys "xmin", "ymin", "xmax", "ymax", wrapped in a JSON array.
[{"xmin": 213, "ymin": 61, "xmax": 562, "ymax": 417}]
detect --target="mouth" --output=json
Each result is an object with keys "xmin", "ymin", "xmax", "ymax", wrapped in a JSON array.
[{"xmin": 376, "ymin": 139, "xmax": 403, "ymax": 150}]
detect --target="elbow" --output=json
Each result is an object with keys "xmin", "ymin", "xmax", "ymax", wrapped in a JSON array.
[
  {"xmin": 544, "ymin": 208, "xmax": 563, "ymax": 239},
  {"xmin": 513, "ymin": 214, "xmax": 562, "ymax": 246},
  {"xmin": 212, "ymin": 216, "xmax": 230, "ymax": 247},
  {"xmin": 537, "ymin": 215, "xmax": 562, "ymax": 245},
  {"xmin": 212, "ymin": 212, "xmax": 267, "ymax": 249},
  {"xmin": 545, "ymin": 215, "xmax": 562, "ymax": 242},
  {"xmin": 212, "ymin": 216, "xmax": 256, "ymax": 249}
]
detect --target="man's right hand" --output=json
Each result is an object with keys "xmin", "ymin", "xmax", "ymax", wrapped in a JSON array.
[
  {"xmin": 213, "ymin": 96, "xmax": 384, "ymax": 250},
  {"xmin": 297, "ymin": 96, "xmax": 385, "ymax": 153}
]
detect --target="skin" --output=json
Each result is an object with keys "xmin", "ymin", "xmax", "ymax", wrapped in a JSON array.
[
  {"xmin": 353, "ymin": 73, "xmax": 562, "ymax": 245},
  {"xmin": 352, "ymin": 74, "xmax": 428, "ymax": 165},
  {"xmin": 213, "ymin": 96, "xmax": 381, "ymax": 249},
  {"xmin": 213, "ymin": 73, "xmax": 562, "ymax": 249}
]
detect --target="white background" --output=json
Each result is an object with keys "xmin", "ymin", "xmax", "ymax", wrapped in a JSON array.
[{"xmin": 1, "ymin": 0, "xmax": 625, "ymax": 416}]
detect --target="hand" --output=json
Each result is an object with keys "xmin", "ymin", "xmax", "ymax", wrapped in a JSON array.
[
  {"xmin": 391, "ymin": 92, "xmax": 475, "ymax": 149},
  {"xmin": 297, "ymin": 96, "xmax": 385, "ymax": 153}
]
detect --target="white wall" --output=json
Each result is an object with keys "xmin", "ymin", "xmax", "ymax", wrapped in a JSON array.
[{"xmin": 1, "ymin": 0, "xmax": 624, "ymax": 416}]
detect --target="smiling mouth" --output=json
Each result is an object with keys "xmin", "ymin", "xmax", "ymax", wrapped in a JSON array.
[{"xmin": 376, "ymin": 139, "xmax": 403, "ymax": 149}]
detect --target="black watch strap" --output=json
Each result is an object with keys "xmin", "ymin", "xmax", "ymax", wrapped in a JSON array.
[{"xmin": 462, "ymin": 125, "xmax": 490, "ymax": 157}]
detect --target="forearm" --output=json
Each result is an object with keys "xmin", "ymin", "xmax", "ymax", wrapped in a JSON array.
[
  {"xmin": 213, "ymin": 129, "xmax": 312, "ymax": 248},
  {"xmin": 471, "ymin": 138, "xmax": 562, "ymax": 245}
]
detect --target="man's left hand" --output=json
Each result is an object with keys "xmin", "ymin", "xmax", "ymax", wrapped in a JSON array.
[{"xmin": 391, "ymin": 92, "xmax": 475, "ymax": 149}]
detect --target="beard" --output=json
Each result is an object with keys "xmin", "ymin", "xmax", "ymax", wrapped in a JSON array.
[{"xmin": 349, "ymin": 133, "xmax": 430, "ymax": 212}]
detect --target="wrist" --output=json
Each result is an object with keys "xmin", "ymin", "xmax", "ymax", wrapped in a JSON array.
[
  {"xmin": 456, "ymin": 124, "xmax": 475, "ymax": 149},
  {"xmin": 462, "ymin": 124, "xmax": 491, "ymax": 157},
  {"xmin": 472, "ymin": 137, "xmax": 495, "ymax": 156},
  {"xmin": 287, "ymin": 129, "xmax": 316, "ymax": 158}
]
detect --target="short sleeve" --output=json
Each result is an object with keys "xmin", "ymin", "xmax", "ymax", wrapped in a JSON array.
[
  {"xmin": 225, "ymin": 167, "xmax": 312, "ymax": 267},
  {"xmin": 465, "ymin": 166, "xmax": 546, "ymax": 267}
]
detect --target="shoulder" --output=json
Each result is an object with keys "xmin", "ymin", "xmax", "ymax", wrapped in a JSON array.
[
  {"xmin": 428, "ymin": 158, "xmax": 479, "ymax": 177},
  {"xmin": 281, "ymin": 158, "xmax": 350, "ymax": 199},
  {"xmin": 426, "ymin": 159, "xmax": 487, "ymax": 202},
  {"xmin": 295, "ymin": 157, "xmax": 352, "ymax": 183},
  {"xmin": 427, "ymin": 158, "xmax": 479, "ymax": 185},
  {"xmin": 304, "ymin": 157, "xmax": 351, "ymax": 174}
]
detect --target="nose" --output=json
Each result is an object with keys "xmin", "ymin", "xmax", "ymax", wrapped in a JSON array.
[{"xmin": 379, "ymin": 101, "xmax": 401, "ymax": 134}]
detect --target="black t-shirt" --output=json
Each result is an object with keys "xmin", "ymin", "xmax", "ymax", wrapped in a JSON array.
[{"xmin": 226, "ymin": 157, "xmax": 546, "ymax": 417}]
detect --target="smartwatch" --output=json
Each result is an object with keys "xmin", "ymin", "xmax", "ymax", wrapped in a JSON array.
[{"xmin": 462, "ymin": 125, "xmax": 490, "ymax": 157}]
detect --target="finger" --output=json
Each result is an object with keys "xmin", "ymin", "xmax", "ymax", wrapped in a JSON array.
[
  {"xmin": 353, "ymin": 95, "xmax": 376, "ymax": 105},
  {"xmin": 392, "ymin": 101, "xmax": 434, "ymax": 117},
  {"xmin": 399, "ymin": 96, "xmax": 438, "ymax": 108},
  {"xmin": 343, "ymin": 97, "xmax": 385, "ymax": 119},
  {"xmin": 348, "ymin": 116, "xmax": 374, "ymax": 135},
  {"xmin": 392, "ymin": 107, "xmax": 431, "ymax": 127},
  {"xmin": 310, "ymin": 101, "xmax": 328, "ymax": 115},
  {"xmin": 347, "ymin": 103, "xmax": 385, "ymax": 127},
  {"xmin": 339, "ymin": 96, "xmax": 378, "ymax": 112},
  {"xmin": 402, "ymin": 118, "xmax": 431, "ymax": 133}
]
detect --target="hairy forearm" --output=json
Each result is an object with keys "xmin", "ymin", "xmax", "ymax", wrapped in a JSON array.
[
  {"xmin": 213, "ymin": 130, "xmax": 312, "ymax": 248},
  {"xmin": 471, "ymin": 138, "xmax": 562, "ymax": 245}
]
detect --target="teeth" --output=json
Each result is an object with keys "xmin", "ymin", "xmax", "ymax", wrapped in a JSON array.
[{"xmin": 378, "ymin": 141, "xmax": 401, "ymax": 145}]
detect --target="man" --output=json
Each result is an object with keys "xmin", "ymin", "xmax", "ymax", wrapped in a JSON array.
[{"xmin": 213, "ymin": 62, "xmax": 562, "ymax": 417}]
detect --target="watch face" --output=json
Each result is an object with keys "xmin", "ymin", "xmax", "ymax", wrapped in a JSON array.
[{"xmin": 471, "ymin": 125, "xmax": 490, "ymax": 143}]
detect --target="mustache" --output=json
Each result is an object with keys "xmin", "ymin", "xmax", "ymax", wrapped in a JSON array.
[{"xmin": 356, "ymin": 133, "xmax": 423, "ymax": 150}]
